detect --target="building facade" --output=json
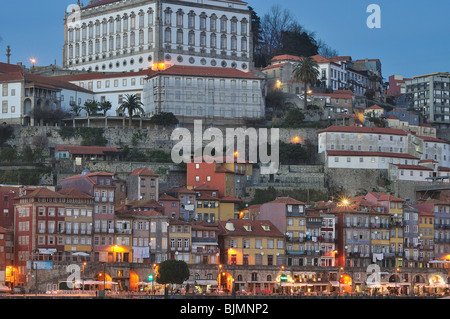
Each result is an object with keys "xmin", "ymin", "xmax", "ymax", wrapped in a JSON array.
[{"xmin": 63, "ymin": 0, "xmax": 253, "ymax": 73}]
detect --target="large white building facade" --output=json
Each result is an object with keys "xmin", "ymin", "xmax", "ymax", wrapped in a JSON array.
[
  {"xmin": 318, "ymin": 126, "xmax": 450, "ymax": 170},
  {"xmin": 142, "ymin": 64, "xmax": 265, "ymax": 124},
  {"xmin": 63, "ymin": 0, "xmax": 253, "ymax": 73}
]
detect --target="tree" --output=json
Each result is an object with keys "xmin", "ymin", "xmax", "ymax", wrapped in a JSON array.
[
  {"xmin": 317, "ymin": 39, "xmax": 339, "ymax": 58},
  {"xmin": 98, "ymin": 100, "xmax": 112, "ymax": 116},
  {"xmin": 292, "ymin": 56, "xmax": 320, "ymax": 110},
  {"xmin": 117, "ymin": 94, "xmax": 144, "ymax": 128},
  {"xmin": 282, "ymin": 108, "xmax": 305, "ymax": 128},
  {"xmin": 71, "ymin": 104, "xmax": 82, "ymax": 116},
  {"xmin": 150, "ymin": 112, "xmax": 179, "ymax": 126},
  {"xmin": 83, "ymin": 100, "xmax": 100, "ymax": 116},
  {"xmin": 260, "ymin": 5, "xmax": 296, "ymax": 62},
  {"xmin": 0, "ymin": 125, "xmax": 14, "ymax": 147},
  {"xmin": 280, "ymin": 26, "xmax": 319, "ymax": 58},
  {"xmin": 248, "ymin": 6, "xmax": 265, "ymax": 68},
  {"xmin": 22, "ymin": 146, "xmax": 35, "ymax": 162},
  {"xmin": 156, "ymin": 260, "xmax": 190, "ymax": 294},
  {"xmin": 0, "ymin": 147, "xmax": 17, "ymax": 163}
]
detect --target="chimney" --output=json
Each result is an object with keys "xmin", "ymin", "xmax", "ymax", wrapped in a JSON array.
[{"xmin": 6, "ymin": 46, "xmax": 11, "ymax": 64}]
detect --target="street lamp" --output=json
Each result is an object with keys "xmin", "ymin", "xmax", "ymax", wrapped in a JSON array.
[
  {"xmin": 218, "ymin": 264, "xmax": 223, "ymax": 289},
  {"xmin": 339, "ymin": 267, "xmax": 344, "ymax": 296},
  {"xmin": 395, "ymin": 267, "xmax": 400, "ymax": 294},
  {"xmin": 82, "ymin": 262, "xmax": 87, "ymax": 292}
]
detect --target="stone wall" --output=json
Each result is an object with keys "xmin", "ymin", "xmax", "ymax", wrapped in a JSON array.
[
  {"xmin": 325, "ymin": 168, "xmax": 390, "ymax": 197},
  {"xmin": 7, "ymin": 125, "xmax": 321, "ymax": 155}
]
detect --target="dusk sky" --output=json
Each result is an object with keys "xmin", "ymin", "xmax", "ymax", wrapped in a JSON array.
[{"xmin": 0, "ymin": 0, "xmax": 449, "ymax": 79}]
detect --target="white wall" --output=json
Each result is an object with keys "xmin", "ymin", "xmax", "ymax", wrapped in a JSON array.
[{"xmin": 0, "ymin": 81, "xmax": 22, "ymax": 123}]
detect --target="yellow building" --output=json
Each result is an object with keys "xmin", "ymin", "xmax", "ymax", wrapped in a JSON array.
[
  {"xmin": 168, "ymin": 219, "xmax": 192, "ymax": 263},
  {"xmin": 218, "ymin": 219, "xmax": 285, "ymax": 266},
  {"xmin": 195, "ymin": 193, "xmax": 220, "ymax": 223},
  {"xmin": 218, "ymin": 196, "xmax": 243, "ymax": 221},
  {"xmin": 419, "ymin": 211, "xmax": 434, "ymax": 264}
]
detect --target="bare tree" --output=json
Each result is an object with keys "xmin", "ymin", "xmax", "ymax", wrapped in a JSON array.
[
  {"xmin": 260, "ymin": 5, "xmax": 296, "ymax": 60},
  {"xmin": 317, "ymin": 39, "xmax": 339, "ymax": 58}
]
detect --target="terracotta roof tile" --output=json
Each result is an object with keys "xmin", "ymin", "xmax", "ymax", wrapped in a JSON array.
[
  {"xmin": 147, "ymin": 65, "xmax": 261, "ymax": 80},
  {"xmin": 318, "ymin": 125, "xmax": 409, "ymax": 136},
  {"xmin": 218, "ymin": 219, "xmax": 284, "ymax": 237},
  {"xmin": 327, "ymin": 150, "xmax": 419, "ymax": 160},
  {"xmin": 129, "ymin": 167, "xmax": 158, "ymax": 176}
]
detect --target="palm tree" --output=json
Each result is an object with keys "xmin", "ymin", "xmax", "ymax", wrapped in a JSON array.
[
  {"xmin": 292, "ymin": 56, "xmax": 320, "ymax": 110},
  {"xmin": 99, "ymin": 100, "xmax": 112, "ymax": 116},
  {"xmin": 83, "ymin": 100, "xmax": 100, "ymax": 116},
  {"xmin": 118, "ymin": 94, "xmax": 144, "ymax": 128}
]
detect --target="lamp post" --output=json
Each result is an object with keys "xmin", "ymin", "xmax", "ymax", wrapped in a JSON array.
[
  {"xmin": 395, "ymin": 267, "xmax": 400, "ymax": 295},
  {"xmin": 152, "ymin": 263, "xmax": 156, "ymax": 294},
  {"xmin": 339, "ymin": 267, "xmax": 344, "ymax": 296},
  {"xmin": 218, "ymin": 264, "xmax": 222, "ymax": 290},
  {"xmin": 82, "ymin": 262, "xmax": 87, "ymax": 292}
]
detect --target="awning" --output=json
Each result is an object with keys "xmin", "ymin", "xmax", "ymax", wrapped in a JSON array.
[
  {"xmin": 72, "ymin": 252, "xmax": 90, "ymax": 256},
  {"xmin": 195, "ymin": 280, "xmax": 218, "ymax": 286},
  {"xmin": 38, "ymin": 248, "xmax": 57, "ymax": 255},
  {"xmin": 428, "ymin": 260, "xmax": 450, "ymax": 264}
]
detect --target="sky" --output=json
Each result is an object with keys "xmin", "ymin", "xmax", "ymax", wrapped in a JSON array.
[{"xmin": 0, "ymin": 0, "xmax": 449, "ymax": 80}]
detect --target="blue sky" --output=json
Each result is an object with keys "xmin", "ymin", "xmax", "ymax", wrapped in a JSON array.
[{"xmin": 0, "ymin": 0, "xmax": 449, "ymax": 80}]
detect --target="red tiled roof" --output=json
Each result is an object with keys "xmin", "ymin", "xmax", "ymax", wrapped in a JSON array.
[
  {"xmin": 0, "ymin": 72, "xmax": 23, "ymax": 83},
  {"xmin": 194, "ymin": 183, "xmax": 219, "ymax": 191},
  {"xmin": 129, "ymin": 167, "xmax": 158, "ymax": 176},
  {"xmin": 218, "ymin": 219, "xmax": 284, "ymax": 237},
  {"xmin": 327, "ymin": 56, "xmax": 352, "ymax": 63},
  {"xmin": 367, "ymin": 192, "xmax": 405, "ymax": 202},
  {"xmin": 419, "ymin": 159, "xmax": 438, "ymax": 163},
  {"xmin": 311, "ymin": 92, "xmax": 353, "ymax": 99},
  {"xmin": 62, "ymin": 171, "xmax": 115, "ymax": 182},
  {"xmin": 147, "ymin": 65, "xmax": 262, "ymax": 80},
  {"xmin": 318, "ymin": 125, "xmax": 409, "ymax": 136},
  {"xmin": 57, "ymin": 188, "xmax": 93, "ymax": 198},
  {"xmin": 56, "ymin": 145, "xmax": 119, "ymax": 155},
  {"xmin": 270, "ymin": 55, "xmax": 303, "ymax": 63},
  {"xmin": 326, "ymin": 150, "xmax": 419, "ymax": 160},
  {"xmin": 392, "ymin": 164, "xmax": 433, "ymax": 171},
  {"xmin": 20, "ymin": 188, "xmax": 65, "ymax": 199},
  {"xmin": 165, "ymin": 186, "xmax": 197, "ymax": 194},
  {"xmin": 52, "ymin": 69, "xmax": 150, "ymax": 82},
  {"xmin": 0, "ymin": 62, "xmax": 23, "ymax": 74},
  {"xmin": 267, "ymin": 197, "xmax": 305, "ymax": 205},
  {"xmin": 24, "ymin": 73, "xmax": 93, "ymax": 94},
  {"xmin": 415, "ymin": 135, "xmax": 448, "ymax": 143},
  {"xmin": 158, "ymin": 193, "xmax": 179, "ymax": 201},
  {"xmin": 366, "ymin": 105, "xmax": 384, "ymax": 110},
  {"xmin": 262, "ymin": 62, "xmax": 289, "ymax": 71}
]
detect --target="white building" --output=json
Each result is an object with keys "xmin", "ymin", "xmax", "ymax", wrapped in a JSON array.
[
  {"xmin": 0, "ymin": 62, "xmax": 93, "ymax": 125},
  {"xmin": 63, "ymin": 0, "xmax": 253, "ymax": 73},
  {"xmin": 325, "ymin": 150, "xmax": 420, "ymax": 170},
  {"xmin": 318, "ymin": 125, "xmax": 450, "ymax": 170},
  {"xmin": 142, "ymin": 64, "xmax": 265, "ymax": 124},
  {"xmin": 52, "ymin": 69, "xmax": 148, "ymax": 117}
]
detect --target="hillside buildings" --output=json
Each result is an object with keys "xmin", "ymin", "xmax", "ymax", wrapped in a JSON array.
[{"xmin": 405, "ymin": 72, "xmax": 450, "ymax": 128}]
